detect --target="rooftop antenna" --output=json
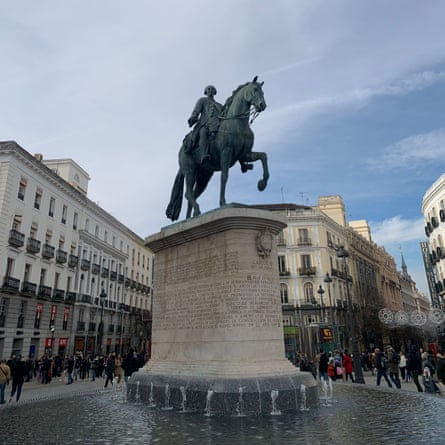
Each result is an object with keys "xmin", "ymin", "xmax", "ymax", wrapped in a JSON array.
[
  {"xmin": 299, "ymin": 192, "xmax": 308, "ymax": 206},
  {"xmin": 281, "ymin": 187, "xmax": 285, "ymax": 202}
]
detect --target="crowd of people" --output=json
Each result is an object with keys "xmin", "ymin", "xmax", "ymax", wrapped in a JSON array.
[
  {"xmin": 296, "ymin": 345, "xmax": 445, "ymax": 395},
  {"xmin": 0, "ymin": 349, "xmax": 148, "ymax": 404}
]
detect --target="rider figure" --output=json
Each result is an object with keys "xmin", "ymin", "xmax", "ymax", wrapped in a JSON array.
[{"xmin": 187, "ymin": 85, "xmax": 223, "ymax": 164}]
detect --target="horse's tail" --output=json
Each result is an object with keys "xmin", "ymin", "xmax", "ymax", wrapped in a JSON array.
[{"xmin": 166, "ymin": 169, "xmax": 184, "ymax": 221}]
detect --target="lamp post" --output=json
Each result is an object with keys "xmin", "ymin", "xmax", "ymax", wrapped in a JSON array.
[
  {"xmin": 50, "ymin": 325, "xmax": 55, "ymax": 357},
  {"xmin": 97, "ymin": 289, "xmax": 107, "ymax": 355},
  {"xmin": 336, "ymin": 246, "xmax": 365, "ymax": 384},
  {"xmin": 324, "ymin": 273, "xmax": 337, "ymax": 348},
  {"xmin": 317, "ymin": 285, "xmax": 325, "ymax": 323}
]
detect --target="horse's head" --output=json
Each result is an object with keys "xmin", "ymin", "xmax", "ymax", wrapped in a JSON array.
[{"xmin": 244, "ymin": 76, "xmax": 266, "ymax": 113}]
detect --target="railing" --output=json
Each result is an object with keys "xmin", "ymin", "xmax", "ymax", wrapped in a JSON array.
[
  {"xmin": 110, "ymin": 271, "xmax": 117, "ymax": 281},
  {"xmin": 76, "ymin": 321, "xmax": 85, "ymax": 331},
  {"xmin": 88, "ymin": 322, "xmax": 96, "ymax": 332},
  {"xmin": 66, "ymin": 292, "xmax": 77, "ymax": 303},
  {"xmin": 52, "ymin": 289, "xmax": 65, "ymax": 301},
  {"xmin": 298, "ymin": 267, "xmax": 316, "ymax": 276},
  {"xmin": 81, "ymin": 294, "xmax": 91, "ymax": 304},
  {"xmin": 91, "ymin": 264, "xmax": 100, "ymax": 274},
  {"xmin": 80, "ymin": 259, "xmax": 90, "ymax": 271},
  {"xmin": 42, "ymin": 243, "xmax": 55, "ymax": 260},
  {"xmin": 56, "ymin": 249, "xmax": 67, "ymax": 264},
  {"xmin": 3, "ymin": 276, "xmax": 20, "ymax": 292},
  {"xmin": 8, "ymin": 229, "xmax": 25, "ymax": 248},
  {"xmin": 21, "ymin": 281, "xmax": 37, "ymax": 297},
  {"xmin": 297, "ymin": 238, "xmax": 312, "ymax": 246},
  {"xmin": 101, "ymin": 267, "xmax": 109, "ymax": 278},
  {"xmin": 38, "ymin": 285, "xmax": 52, "ymax": 299},
  {"xmin": 279, "ymin": 270, "xmax": 290, "ymax": 276},
  {"xmin": 26, "ymin": 237, "xmax": 41, "ymax": 254},
  {"xmin": 68, "ymin": 255, "xmax": 79, "ymax": 268}
]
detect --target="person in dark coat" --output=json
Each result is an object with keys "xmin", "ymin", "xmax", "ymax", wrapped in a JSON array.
[
  {"xmin": 103, "ymin": 353, "xmax": 115, "ymax": 388},
  {"xmin": 406, "ymin": 346, "xmax": 423, "ymax": 392},
  {"xmin": 9, "ymin": 356, "xmax": 26, "ymax": 402},
  {"xmin": 122, "ymin": 350, "xmax": 139, "ymax": 383}
]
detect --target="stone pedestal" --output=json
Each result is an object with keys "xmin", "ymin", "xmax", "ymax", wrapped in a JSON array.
[{"xmin": 128, "ymin": 205, "xmax": 317, "ymax": 414}]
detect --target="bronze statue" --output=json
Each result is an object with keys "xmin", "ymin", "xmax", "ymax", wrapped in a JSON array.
[
  {"xmin": 187, "ymin": 85, "xmax": 223, "ymax": 165},
  {"xmin": 166, "ymin": 76, "xmax": 269, "ymax": 221}
]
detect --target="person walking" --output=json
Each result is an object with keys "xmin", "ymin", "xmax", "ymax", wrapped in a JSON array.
[
  {"xmin": 103, "ymin": 353, "xmax": 115, "ymax": 388},
  {"xmin": 399, "ymin": 351, "xmax": 407, "ymax": 382},
  {"xmin": 375, "ymin": 348, "xmax": 392, "ymax": 388},
  {"xmin": 9, "ymin": 355, "xmax": 26, "ymax": 402},
  {"xmin": 406, "ymin": 346, "xmax": 423, "ymax": 392},
  {"xmin": 342, "ymin": 350, "xmax": 355, "ymax": 383},
  {"xmin": 386, "ymin": 346, "xmax": 402, "ymax": 389},
  {"xmin": 0, "ymin": 359, "xmax": 11, "ymax": 404},
  {"xmin": 318, "ymin": 350, "xmax": 329, "ymax": 381}
]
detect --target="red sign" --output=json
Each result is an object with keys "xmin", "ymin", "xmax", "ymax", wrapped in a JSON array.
[
  {"xmin": 51, "ymin": 305, "xmax": 57, "ymax": 315},
  {"xmin": 115, "ymin": 338, "xmax": 121, "ymax": 345},
  {"xmin": 320, "ymin": 327, "xmax": 334, "ymax": 341},
  {"xmin": 36, "ymin": 303, "xmax": 43, "ymax": 314},
  {"xmin": 45, "ymin": 338, "xmax": 54, "ymax": 348},
  {"xmin": 59, "ymin": 338, "xmax": 68, "ymax": 347},
  {"xmin": 63, "ymin": 307, "xmax": 70, "ymax": 321}
]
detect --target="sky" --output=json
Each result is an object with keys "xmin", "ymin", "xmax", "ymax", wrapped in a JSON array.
[{"xmin": 1, "ymin": 1, "xmax": 445, "ymax": 296}]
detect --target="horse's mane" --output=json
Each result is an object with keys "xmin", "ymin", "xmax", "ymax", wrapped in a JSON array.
[{"xmin": 220, "ymin": 82, "xmax": 250, "ymax": 117}]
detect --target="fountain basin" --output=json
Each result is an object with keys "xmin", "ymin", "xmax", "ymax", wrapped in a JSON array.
[{"xmin": 127, "ymin": 371, "xmax": 318, "ymax": 415}]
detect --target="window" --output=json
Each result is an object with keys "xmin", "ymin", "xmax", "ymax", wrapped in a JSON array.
[
  {"xmin": 304, "ymin": 283, "xmax": 314, "ymax": 304},
  {"xmin": 280, "ymin": 283, "xmax": 288, "ymax": 304},
  {"xmin": 34, "ymin": 188, "xmax": 42, "ymax": 210},
  {"xmin": 17, "ymin": 301, "xmax": 26, "ymax": 329},
  {"xmin": 49, "ymin": 197, "xmax": 55, "ymax": 217},
  {"xmin": 54, "ymin": 272, "xmax": 60, "ymax": 289},
  {"xmin": 298, "ymin": 228, "xmax": 310, "ymax": 244},
  {"xmin": 95, "ymin": 225, "xmax": 99, "ymax": 237},
  {"xmin": 278, "ymin": 255, "xmax": 287, "ymax": 274},
  {"xmin": 85, "ymin": 218, "xmax": 89, "ymax": 232},
  {"xmin": 104, "ymin": 231, "xmax": 108, "ymax": 243},
  {"xmin": 18, "ymin": 178, "xmax": 27, "ymax": 200},
  {"xmin": 6, "ymin": 258, "xmax": 14, "ymax": 277},
  {"xmin": 34, "ymin": 303, "xmax": 43, "ymax": 329},
  {"xmin": 39, "ymin": 268, "xmax": 47, "ymax": 286},
  {"xmin": 73, "ymin": 212, "xmax": 78, "ymax": 230},
  {"xmin": 24, "ymin": 264, "xmax": 31, "ymax": 282},
  {"xmin": 300, "ymin": 254, "xmax": 312, "ymax": 269},
  {"xmin": 62, "ymin": 307, "xmax": 69, "ymax": 330},
  {"xmin": 61, "ymin": 205, "xmax": 67, "ymax": 224},
  {"xmin": 0, "ymin": 297, "xmax": 7, "ymax": 327}
]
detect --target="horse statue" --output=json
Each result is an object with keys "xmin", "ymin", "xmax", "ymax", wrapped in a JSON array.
[{"xmin": 166, "ymin": 76, "xmax": 269, "ymax": 221}]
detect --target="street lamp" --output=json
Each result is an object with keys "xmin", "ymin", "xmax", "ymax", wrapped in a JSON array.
[
  {"xmin": 317, "ymin": 285, "xmax": 325, "ymax": 322},
  {"xmin": 337, "ymin": 246, "xmax": 365, "ymax": 384},
  {"xmin": 324, "ymin": 273, "xmax": 337, "ymax": 348},
  {"xmin": 97, "ymin": 289, "xmax": 107, "ymax": 355},
  {"xmin": 50, "ymin": 325, "xmax": 55, "ymax": 357}
]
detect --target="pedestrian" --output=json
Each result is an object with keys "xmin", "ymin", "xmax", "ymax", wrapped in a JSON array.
[
  {"xmin": 342, "ymin": 350, "xmax": 355, "ymax": 383},
  {"xmin": 375, "ymin": 348, "xmax": 392, "ymax": 388},
  {"xmin": 66, "ymin": 355, "xmax": 74, "ymax": 384},
  {"xmin": 386, "ymin": 346, "xmax": 401, "ymax": 389},
  {"xmin": 422, "ymin": 367, "xmax": 440, "ymax": 394},
  {"xmin": 103, "ymin": 353, "xmax": 115, "ymax": 388},
  {"xmin": 318, "ymin": 350, "xmax": 329, "ymax": 381},
  {"xmin": 114, "ymin": 354, "xmax": 123, "ymax": 385},
  {"xmin": 90, "ymin": 356, "xmax": 98, "ymax": 381},
  {"xmin": 399, "ymin": 351, "xmax": 407, "ymax": 381},
  {"xmin": 9, "ymin": 355, "xmax": 26, "ymax": 402},
  {"xmin": 0, "ymin": 359, "xmax": 11, "ymax": 404},
  {"xmin": 122, "ymin": 349, "xmax": 139, "ymax": 383},
  {"xmin": 406, "ymin": 346, "xmax": 423, "ymax": 392}
]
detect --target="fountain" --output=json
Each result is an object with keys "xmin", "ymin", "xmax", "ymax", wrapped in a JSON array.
[
  {"xmin": 205, "ymin": 389, "xmax": 214, "ymax": 416},
  {"xmin": 161, "ymin": 383, "xmax": 173, "ymax": 411},
  {"xmin": 300, "ymin": 384, "xmax": 309, "ymax": 411},
  {"xmin": 236, "ymin": 385, "xmax": 246, "ymax": 417},
  {"xmin": 270, "ymin": 390, "xmax": 281, "ymax": 415},
  {"xmin": 320, "ymin": 380, "xmax": 332, "ymax": 406},
  {"xmin": 148, "ymin": 382, "xmax": 156, "ymax": 408},
  {"xmin": 128, "ymin": 206, "xmax": 318, "ymax": 414},
  {"xmin": 179, "ymin": 386, "xmax": 187, "ymax": 413},
  {"xmin": 134, "ymin": 380, "xmax": 141, "ymax": 403}
]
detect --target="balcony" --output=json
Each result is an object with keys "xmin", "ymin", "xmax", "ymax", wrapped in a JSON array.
[
  {"xmin": 80, "ymin": 294, "xmax": 92, "ymax": 304},
  {"xmin": 88, "ymin": 322, "xmax": 97, "ymax": 332},
  {"xmin": 279, "ymin": 270, "xmax": 290, "ymax": 276},
  {"xmin": 101, "ymin": 267, "xmax": 109, "ymax": 278},
  {"xmin": 66, "ymin": 292, "xmax": 77, "ymax": 304},
  {"xmin": 298, "ymin": 267, "xmax": 316, "ymax": 276},
  {"xmin": 8, "ymin": 229, "xmax": 25, "ymax": 248},
  {"xmin": 297, "ymin": 237, "xmax": 312, "ymax": 246},
  {"xmin": 68, "ymin": 255, "xmax": 79, "ymax": 269},
  {"xmin": 118, "ymin": 303, "xmax": 127, "ymax": 311},
  {"xmin": 21, "ymin": 281, "xmax": 37, "ymax": 297},
  {"xmin": 42, "ymin": 243, "xmax": 55, "ymax": 260},
  {"xmin": 76, "ymin": 321, "xmax": 85, "ymax": 331},
  {"xmin": 80, "ymin": 259, "xmax": 90, "ymax": 271},
  {"xmin": 118, "ymin": 274, "xmax": 125, "ymax": 283},
  {"xmin": 37, "ymin": 285, "xmax": 52, "ymax": 300},
  {"xmin": 131, "ymin": 280, "xmax": 137, "ymax": 289},
  {"xmin": 56, "ymin": 249, "xmax": 67, "ymax": 264},
  {"xmin": 125, "ymin": 278, "xmax": 131, "ymax": 288},
  {"xmin": 108, "ymin": 324, "xmax": 114, "ymax": 334},
  {"xmin": 3, "ymin": 276, "xmax": 20, "ymax": 293},
  {"xmin": 91, "ymin": 263, "xmax": 100, "ymax": 275},
  {"xmin": 52, "ymin": 288, "xmax": 65, "ymax": 301},
  {"xmin": 110, "ymin": 271, "xmax": 117, "ymax": 281},
  {"xmin": 26, "ymin": 237, "xmax": 41, "ymax": 255}
]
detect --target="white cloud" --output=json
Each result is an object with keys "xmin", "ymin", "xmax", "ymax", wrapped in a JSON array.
[
  {"xmin": 370, "ymin": 216, "xmax": 425, "ymax": 245},
  {"xmin": 369, "ymin": 128, "xmax": 445, "ymax": 170}
]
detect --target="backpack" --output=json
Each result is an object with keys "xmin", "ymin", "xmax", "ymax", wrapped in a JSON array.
[
  {"xmin": 380, "ymin": 356, "xmax": 389, "ymax": 370},
  {"xmin": 391, "ymin": 352, "xmax": 400, "ymax": 365}
]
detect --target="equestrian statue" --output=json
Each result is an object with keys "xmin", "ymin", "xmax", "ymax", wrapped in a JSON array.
[{"xmin": 166, "ymin": 76, "xmax": 269, "ymax": 221}]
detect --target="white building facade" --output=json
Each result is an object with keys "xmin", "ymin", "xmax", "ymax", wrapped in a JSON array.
[{"xmin": 0, "ymin": 141, "xmax": 153, "ymax": 359}]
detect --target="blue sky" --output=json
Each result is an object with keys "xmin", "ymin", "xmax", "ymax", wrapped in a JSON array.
[{"xmin": 2, "ymin": 1, "xmax": 445, "ymax": 295}]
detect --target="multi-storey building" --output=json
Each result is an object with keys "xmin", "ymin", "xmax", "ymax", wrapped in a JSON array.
[
  {"xmin": 0, "ymin": 141, "xmax": 153, "ymax": 359},
  {"xmin": 421, "ymin": 174, "xmax": 445, "ymax": 308}
]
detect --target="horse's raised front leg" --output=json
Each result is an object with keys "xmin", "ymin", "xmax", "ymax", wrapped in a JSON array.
[
  {"xmin": 219, "ymin": 147, "xmax": 232, "ymax": 207},
  {"xmin": 244, "ymin": 151, "xmax": 269, "ymax": 191}
]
